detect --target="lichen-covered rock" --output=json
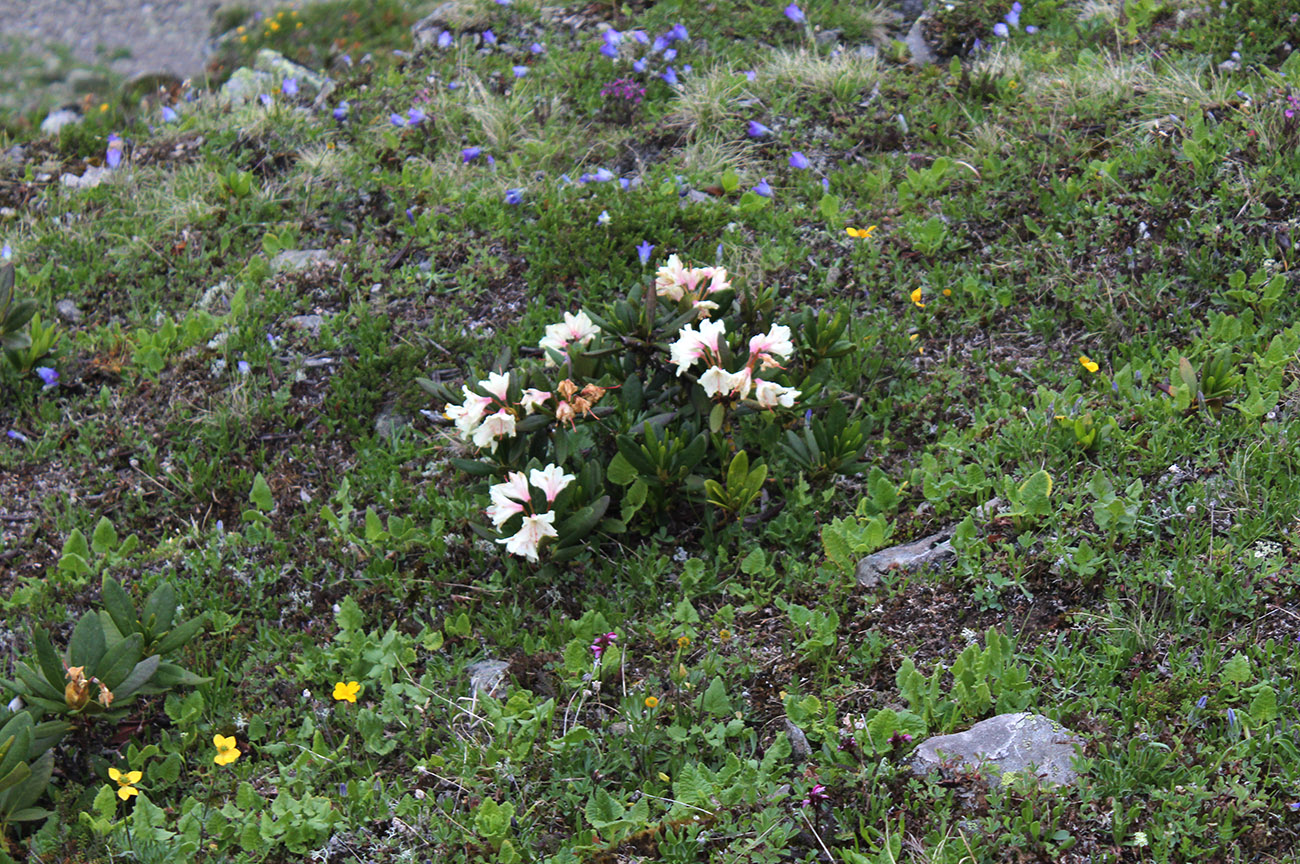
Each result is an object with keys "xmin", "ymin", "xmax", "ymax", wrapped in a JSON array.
[{"xmin": 911, "ymin": 713, "xmax": 1084, "ymax": 786}]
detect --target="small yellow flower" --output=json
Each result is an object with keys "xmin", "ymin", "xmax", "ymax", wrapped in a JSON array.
[
  {"xmin": 269, "ymin": 20, "xmax": 280, "ymax": 31},
  {"xmin": 296, "ymin": 21, "xmax": 303, "ymax": 28},
  {"xmin": 333, "ymin": 680, "xmax": 362, "ymax": 703},
  {"xmin": 846, "ymin": 225, "xmax": 877, "ymax": 239},
  {"xmin": 910, "ymin": 287, "xmax": 925, "ymax": 308},
  {"xmin": 240, "ymin": 35, "xmax": 248, "ymax": 42},
  {"xmin": 658, "ymin": 772, "xmax": 671, "ymax": 782},
  {"xmin": 909, "ymin": 333, "xmax": 919, "ymax": 342},
  {"xmin": 718, "ymin": 628, "xmax": 732, "ymax": 642},
  {"xmin": 213, "ymin": 734, "xmax": 241, "ymax": 766},
  {"xmin": 1079, "ymin": 355, "xmax": 1100, "ymax": 373},
  {"xmin": 942, "ymin": 288, "xmax": 952, "ymax": 297},
  {"xmin": 644, "ymin": 696, "xmax": 659, "ymax": 708},
  {"xmin": 108, "ymin": 767, "xmax": 142, "ymax": 800},
  {"xmin": 99, "ymin": 103, "xmax": 109, "ymax": 113},
  {"xmin": 676, "ymin": 636, "xmax": 690, "ymax": 650},
  {"xmin": 236, "ymin": 25, "xmax": 245, "ymax": 33}
]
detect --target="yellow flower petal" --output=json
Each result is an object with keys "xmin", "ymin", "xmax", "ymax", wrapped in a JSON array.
[
  {"xmin": 1079, "ymin": 355, "xmax": 1099, "ymax": 373},
  {"xmin": 644, "ymin": 696, "xmax": 659, "ymax": 708},
  {"xmin": 117, "ymin": 785, "xmax": 138, "ymax": 800},
  {"xmin": 125, "ymin": 770, "xmax": 143, "ymax": 784},
  {"xmin": 109, "ymin": 767, "xmax": 123, "ymax": 782},
  {"xmin": 910, "ymin": 288, "xmax": 925, "ymax": 308}
]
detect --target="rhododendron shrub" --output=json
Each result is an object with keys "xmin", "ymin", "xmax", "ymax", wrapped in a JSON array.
[{"xmin": 420, "ymin": 254, "xmax": 855, "ymax": 564}]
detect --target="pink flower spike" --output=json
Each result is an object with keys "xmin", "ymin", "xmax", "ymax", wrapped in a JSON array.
[
  {"xmin": 529, "ymin": 463, "xmax": 575, "ymax": 502},
  {"xmin": 591, "ymin": 632, "xmax": 618, "ymax": 660}
]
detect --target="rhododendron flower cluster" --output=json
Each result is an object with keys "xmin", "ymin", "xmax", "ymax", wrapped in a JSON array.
[
  {"xmin": 486, "ymin": 464, "xmax": 574, "ymax": 561},
  {"xmin": 670, "ymin": 319, "xmax": 801, "ymax": 408},
  {"xmin": 444, "ymin": 371, "xmax": 518, "ymax": 449},
  {"xmin": 654, "ymin": 254, "xmax": 731, "ymax": 317},
  {"xmin": 538, "ymin": 310, "xmax": 601, "ymax": 366}
]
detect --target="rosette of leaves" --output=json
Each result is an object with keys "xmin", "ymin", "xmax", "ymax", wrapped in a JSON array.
[
  {"xmin": 1, "ymin": 576, "xmax": 208, "ymax": 719},
  {"xmin": 0, "ymin": 710, "xmax": 66, "ymax": 830}
]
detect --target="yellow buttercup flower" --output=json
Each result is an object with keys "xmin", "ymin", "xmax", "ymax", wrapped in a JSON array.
[
  {"xmin": 676, "ymin": 636, "xmax": 690, "ymax": 650},
  {"xmin": 108, "ymin": 767, "xmax": 142, "ymax": 800},
  {"xmin": 718, "ymin": 628, "xmax": 732, "ymax": 642},
  {"xmin": 213, "ymin": 734, "xmax": 241, "ymax": 766},
  {"xmin": 1079, "ymin": 355, "xmax": 1099, "ymax": 373},
  {"xmin": 846, "ymin": 225, "xmax": 877, "ymax": 239},
  {"xmin": 942, "ymin": 288, "xmax": 952, "ymax": 297},
  {"xmin": 333, "ymin": 681, "xmax": 362, "ymax": 703},
  {"xmin": 644, "ymin": 696, "xmax": 659, "ymax": 708},
  {"xmin": 910, "ymin": 287, "xmax": 925, "ymax": 308}
]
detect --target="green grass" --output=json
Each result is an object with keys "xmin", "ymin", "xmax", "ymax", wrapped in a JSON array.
[{"xmin": 2, "ymin": 0, "xmax": 1300, "ymax": 862}]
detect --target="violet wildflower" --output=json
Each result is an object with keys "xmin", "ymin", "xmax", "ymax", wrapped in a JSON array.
[
  {"xmin": 448, "ymin": 80, "xmax": 460, "ymax": 90},
  {"xmin": 512, "ymin": 65, "xmax": 529, "ymax": 77},
  {"xmin": 630, "ymin": 30, "xmax": 649, "ymax": 44},
  {"xmin": 504, "ymin": 188, "xmax": 524, "ymax": 205},
  {"xmin": 1227, "ymin": 708, "xmax": 1237, "ymax": 728},
  {"xmin": 821, "ymin": 176, "xmax": 830, "ymax": 191},
  {"xmin": 1196, "ymin": 695, "xmax": 1208, "ymax": 709},
  {"xmin": 743, "ymin": 70, "xmax": 756, "ymax": 81},
  {"xmin": 784, "ymin": 3, "xmax": 806, "ymax": 23},
  {"xmin": 663, "ymin": 48, "xmax": 677, "ymax": 61},
  {"xmin": 669, "ymin": 23, "xmax": 688, "ymax": 41},
  {"xmin": 888, "ymin": 731, "xmax": 913, "ymax": 748},
  {"xmin": 604, "ymin": 29, "xmax": 623, "ymax": 46},
  {"xmin": 105, "ymin": 134, "xmax": 123, "ymax": 168},
  {"xmin": 600, "ymin": 43, "xmax": 619, "ymax": 59},
  {"xmin": 1025, "ymin": 24, "xmax": 1037, "ymax": 33},
  {"xmin": 801, "ymin": 784, "xmax": 829, "ymax": 807},
  {"xmin": 633, "ymin": 58, "xmax": 647, "ymax": 73},
  {"xmin": 407, "ymin": 108, "xmax": 426, "ymax": 125},
  {"xmin": 259, "ymin": 93, "xmax": 273, "ymax": 107},
  {"xmin": 993, "ymin": 22, "xmax": 1009, "ymax": 38},
  {"xmin": 437, "ymin": 30, "xmax": 453, "ymax": 49},
  {"xmin": 389, "ymin": 113, "xmax": 406, "ymax": 127},
  {"xmin": 333, "ymin": 101, "xmax": 349, "ymax": 121},
  {"xmin": 651, "ymin": 36, "xmax": 668, "ymax": 54},
  {"xmin": 1, "ymin": 243, "xmax": 10, "ymax": 260},
  {"xmin": 789, "ymin": 151, "xmax": 810, "ymax": 169},
  {"xmin": 530, "ymin": 42, "xmax": 545, "ymax": 54},
  {"xmin": 282, "ymin": 77, "xmax": 299, "ymax": 96},
  {"xmin": 597, "ymin": 210, "xmax": 610, "ymax": 225},
  {"xmin": 753, "ymin": 177, "xmax": 773, "ymax": 197},
  {"xmin": 7, "ymin": 430, "xmax": 27, "ymax": 443},
  {"xmin": 237, "ymin": 360, "xmax": 251, "ymax": 375},
  {"xmin": 483, "ymin": 29, "xmax": 497, "ymax": 45},
  {"xmin": 637, "ymin": 240, "xmax": 654, "ymax": 266},
  {"xmin": 406, "ymin": 208, "xmax": 416, "ymax": 225},
  {"xmin": 747, "ymin": 120, "xmax": 772, "ymax": 137},
  {"xmin": 660, "ymin": 67, "xmax": 678, "ymax": 86},
  {"xmin": 35, "ymin": 367, "xmax": 59, "ymax": 390},
  {"xmin": 1004, "ymin": 2, "xmax": 1021, "ymax": 29},
  {"xmin": 161, "ymin": 105, "xmax": 179, "ymax": 123},
  {"xmin": 592, "ymin": 167, "xmax": 615, "ymax": 182},
  {"xmin": 462, "ymin": 146, "xmax": 483, "ymax": 162},
  {"xmin": 1289, "ymin": 803, "xmax": 1300, "ymax": 811},
  {"xmin": 591, "ymin": 632, "xmax": 617, "ymax": 660}
]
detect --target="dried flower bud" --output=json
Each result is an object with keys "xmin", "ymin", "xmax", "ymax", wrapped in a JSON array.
[
  {"xmin": 96, "ymin": 682, "xmax": 115, "ymax": 708},
  {"xmin": 64, "ymin": 666, "xmax": 90, "ymax": 710},
  {"xmin": 557, "ymin": 379, "xmax": 579, "ymax": 400},
  {"xmin": 580, "ymin": 383, "xmax": 606, "ymax": 402},
  {"xmin": 555, "ymin": 400, "xmax": 575, "ymax": 425}
]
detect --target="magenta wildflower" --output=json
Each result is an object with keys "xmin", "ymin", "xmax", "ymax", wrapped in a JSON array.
[
  {"xmin": 591, "ymin": 632, "xmax": 618, "ymax": 660},
  {"xmin": 801, "ymin": 783, "xmax": 829, "ymax": 807}
]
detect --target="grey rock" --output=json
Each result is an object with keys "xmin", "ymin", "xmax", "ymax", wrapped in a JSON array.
[
  {"xmin": 374, "ymin": 406, "xmax": 410, "ymax": 440},
  {"xmin": 219, "ymin": 68, "xmax": 276, "ymax": 104},
  {"xmin": 814, "ymin": 28, "xmax": 842, "ymax": 47},
  {"xmin": 66, "ymin": 69, "xmax": 111, "ymax": 94},
  {"xmin": 683, "ymin": 189, "xmax": 714, "ymax": 204},
  {"xmin": 467, "ymin": 659, "xmax": 510, "ymax": 699},
  {"xmin": 40, "ymin": 108, "xmax": 82, "ymax": 137},
  {"xmin": 903, "ymin": 16, "xmax": 938, "ymax": 66},
  {"xmin": 271, "ymin": 249, "xmax": 334, "ymax": 273},
  {"xmin": 59, "ymin": 166, "xmax": 113, "ymax": 190},
  {"xmin": 252, "ymin": 49, "xmax": 331, "ymax": 100},
  {"xmin": 856, "ymin": 530, "xmax": 953, "ymax": 587},
  {"xmin": 784, "ymin": 718, "xmax": 811, "ymax": 763},
  {"xmin": 286, "ymin": 315, "xmax": 324, "ymax": 337},
  {"xmin": 412, "ymin": 1, "xmax": 490, "ymax": 47},
  {"xmin": 912, "ymin": 713, "xmax": 1084, "ymax": 786},
  {"xmin": 55, "ymin": 299, "xmax": 83, "ymax": 324}
]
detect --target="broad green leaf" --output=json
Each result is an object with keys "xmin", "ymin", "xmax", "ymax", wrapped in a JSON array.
[
  {"xmin": 91, "ymin": 517, "xmax": 119, "ymax": 555},
  {"xmin": 701, "ymin": 678, "xmax": 731, "ymax": 716},
  {"xmin": 69, "ymin": 612, "xmax": 107, "ymax": 671},
  {"xmin": 584, "ymin": 788, "xmax": 625, "ymax": 830},
  {"xmin": 101, "ymin": 576, "xmax": 136, "ymax": 639},
  {"xmin": 1220, "ymin": 652, "xmax": 1251, "ymax": 684},
  {"xmin": 249, "ymin": 472, "xmax": 274, "ymax": 513},
  {"xmin": 1018, "ymin": 470, "xmax": 1053, "ymax": 517}
]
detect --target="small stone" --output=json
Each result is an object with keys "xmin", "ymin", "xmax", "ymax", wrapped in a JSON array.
[
  {"xmin": 286, "ymin": 315, "xmax": 324, "ymax": 337},
  {"xmin": 412, "ymin": 1, "xmax": 491, "ymax": 47},
  {"xmin": 55, "ymin": 300, "xmax": 83, "ymax": 324},
  {"xmin": 374, "ymin": 406, "xmax": 410, "ymax": 440},
  {"xmin": 784, "ymin": 718, "xmax": 811, "ymax": 763},
  {"xmin": 856, "ymin": 531, "xmax": 953, "ymax": 587},
  {"xmin": 59, "ymin": 166, "xmax": 113, "ymax": 190},
  {"xmin": 252, "ymin": 50, "xmax": 331, "ymax": 100},
  {"xmin": 911, "ymin": 713, "xmax": 1084, "ymax": 787},
  {"xmin": 218, "ymin": 68, "xmax": 276, "ymax": 105},
  {"xmin": 40, "ymin": 108, "xmax": 82, "ymax": 137},
  {"xmin": 903, "ymin": 17, "xmax": 938, "ymax": 66},
  {"xmin": 466, "ymin": 659, "xmax": 510, "ymax": 699},
  {"xmin": 271, "ymin": 249, "xmax": 334, "ymax": 273}
]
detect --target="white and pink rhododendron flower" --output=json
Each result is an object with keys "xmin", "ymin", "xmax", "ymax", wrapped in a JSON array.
[
  {"xmin": 486, "ymin": 471, "xmax": 532, "ymax": 527},
  {"xmin": 698, "ymin": 365, "xmax": 732, "ymax": 398},
  {"xmin": 729, "ymin": 366, "xmax": 753, "ymax": 400},
  {"xmin": 654, "ymin": 254, "xmax": 689, "ymax": 301},
  {"xmin": 748, "ymin": 324, "xmax": 794, "ymax": 369},
  {"xmin": 446, "ymin": 386, "xmax": 494, "ymax": 438},
  {"xmin": 753, "ymin": 379, "xmax": 800, "ymax": 408},
  {"xmin": 497, "ymin": 511, "xmax": 558, "ymax": 562},
  {"xmin": 520, "ymin": 388, "xmax": 552, "ymax": 414},
  {"xmin": 670, "ymin": 318, "xmax": 727, "ymax": 376},
  {"xmin": 479, "ymin": 371, "xmax": 512, "ymax": 401},
  {"xmin": 529, "ymin": 463, "xmax": 575, "ymax": 502},
  {"xmin": 539, "ymin": 311, "xmax": 601, "ymax": 364},
  {"xmin": 472, "ymin": 408, "xmax": 517, "ymax": 448}
]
